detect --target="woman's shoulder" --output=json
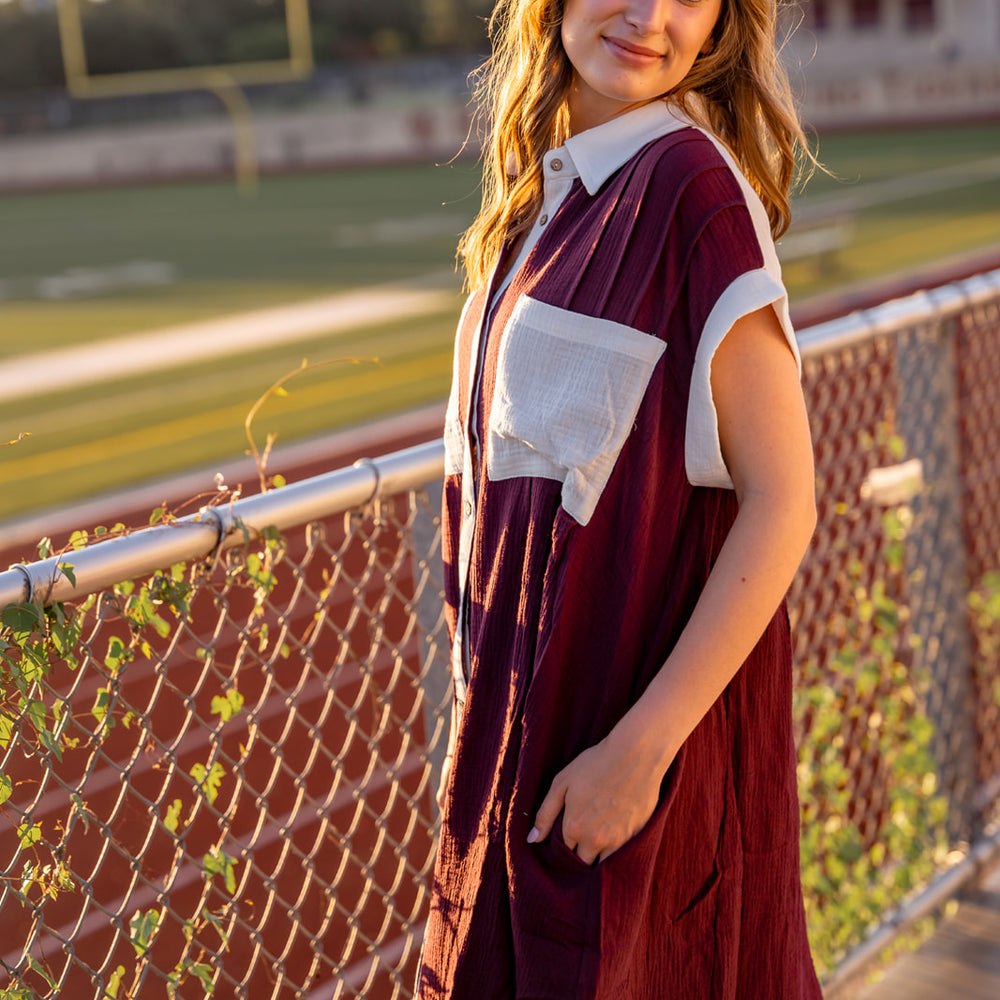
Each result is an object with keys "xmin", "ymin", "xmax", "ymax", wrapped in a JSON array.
[
  {"xmin": 633, "ymin": 124, "xmax": 773, "ymax": 246},
  {"xmin": 642, "ymin": 124, "xmax": 728, "ymax": 170},
  {"xmin": 625, "ymin": 126, "xmax": 748, "ymax": 226},
  {"xmin": 639, "ymin": 125, "xmax": 745, "ymax": 196}
]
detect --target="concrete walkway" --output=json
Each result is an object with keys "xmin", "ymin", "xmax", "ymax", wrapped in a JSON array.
[
  {"xmin": 856, "ymin": 862, "xmax": 1000, "ymax": 1000},
  {"xmin": 0, "ymin": 273, "xmax": 458, "ymax": 403}
]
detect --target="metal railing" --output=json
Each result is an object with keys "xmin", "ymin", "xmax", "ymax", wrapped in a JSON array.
[{"xmin": 1, "ymin": 268, "xmax": 1000, "ymax": 999}]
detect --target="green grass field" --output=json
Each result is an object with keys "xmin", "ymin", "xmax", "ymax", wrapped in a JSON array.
[{"xmin": 1, "ymin": 121, "xmax": 999, "ymax": 524}]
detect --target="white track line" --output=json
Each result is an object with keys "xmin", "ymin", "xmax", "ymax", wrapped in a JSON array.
[
  {"xmin": 793, "ymin": 155, "xmax": 1000, "ymax": 220},
  {"xmin": 0, "ymin": 277, "xmax": 459, "ymax": 404}
]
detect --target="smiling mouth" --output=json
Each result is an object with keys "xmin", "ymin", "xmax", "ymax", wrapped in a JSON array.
[{"xmin": 604, "ymin": 36, "xmax": 665, "ymax": 60}]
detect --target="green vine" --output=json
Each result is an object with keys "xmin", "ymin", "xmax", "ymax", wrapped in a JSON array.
[
  {"xmin": 798, "ymin": 494, "xmax": 950, "ymax": 976},
  {"xmin": 0, "ymin": 518, "xmax": 286, "ymax": 999},
  {"xmin": 968, "ymin": 565, "xmax": 1000, "ymax": 708}
]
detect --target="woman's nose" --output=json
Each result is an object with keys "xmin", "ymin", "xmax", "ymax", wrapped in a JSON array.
[{"xmin": 623, "ymin": 0, "xmax": 671, "ymax": 35}]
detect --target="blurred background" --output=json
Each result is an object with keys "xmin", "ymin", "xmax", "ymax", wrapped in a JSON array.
[{"xmin": 0, "ymin": 0, "xmax": 998, "ymax": 535}]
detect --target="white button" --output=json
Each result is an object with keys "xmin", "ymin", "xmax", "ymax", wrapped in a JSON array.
[
  {"xmin": 539, "ymin": 214, "xmax": 548, "ymax": 226},
  {"xmin": 550, "ymin": 158, "xmax": 563, "ymax": 171},
  {"xmin": 464, "ymin": 500, "xmax": 473, "ymax": 517}
]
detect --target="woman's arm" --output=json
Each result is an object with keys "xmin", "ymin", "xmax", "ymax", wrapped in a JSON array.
[{"xmin": 528, "ymin": 304, "xmax": 817, "ymax": 864}]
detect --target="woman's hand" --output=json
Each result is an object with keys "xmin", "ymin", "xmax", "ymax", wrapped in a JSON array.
[{"xmin": 528, "ymin": 726, "xmax": 674, "ymax": 865}]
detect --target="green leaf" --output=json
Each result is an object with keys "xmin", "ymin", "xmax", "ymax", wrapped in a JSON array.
[
  {"xmin": 0, "ymin": 773, "xmax": 12, "ymax": 805},
  {"xmin": 210, "ymin": 689, "xmax": 245, "ymax": 724},
  {"xmin": 2, "ymin": 603, "xmax": 44, "ymax": 639},
  {"xmin": 103, "ymin": 964, "xmax": 126, "ymax": 999},
  {"xmin": 149, "ymin": 507, "xmax": 165, "ymax": 526},
  {"xmin": 59, "ymin": 561, "xmax": 77, "ymax": 587},
  {"xmin": 201, "ymin": 907, "xmax": 230, "ymax": 947},
  {"xmin": 27, "ymin": 955, "xmax": 56, "ymax": 989},
  {"xmin": 37, "ymin": 727, "xmax": 63, "ymax": 762},
  {"xmin": 190, "ymin": 761, "xmax": 226, "ymax": 806},
  {"xmin": 0, "ymin": 712, "xmax": 15, "ymax": 750},
  {"xmin": 18, "ymin": 646, "xmax": 46, "ymax": 685},
  {"xmin": 188, "ymin": 963, "xmax": 215, "ymax": 992},
  {"xmin": 17, "ymin": 822, "xmax": 42, "ymax": 849},
  {"xmin": 202, "ymin": 848, "xmax": 238, "ymax": 895},
  {"xmin": 272, "ymin": 474, "xmax": 286, "ymax": 488},
  {"xmin": 128, "ymin": 908, "xmax": 161, "ymax": 957},
  {"xmin": 91, "ymin": 688, "xmax": 113, "ymax": 726},
  {"xmin": 164, "ymin": 799, "xmax": 183, "ymax": 833},
  {"xmin": 149, "ymin": 614, "xmax": 171, "ymax": 639},
  {"xmin": 906, "ymin": 714, "xmax": 935, "ymax": 747},
  {"xmin": 25, "ymin": 699, "xmax": 46, "ymax": 734},
  {"xmin": 105, "ymin": 636, "xmax": 131, "ymax": 673},
  {"xmin": 125, "ymin": 589, "xmax": 157, "ymax": 627}
]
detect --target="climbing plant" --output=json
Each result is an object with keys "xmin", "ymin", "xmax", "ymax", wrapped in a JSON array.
[
  {"xmin": 0, "ymin": 512, "xmax": 286, "ymax": 999},
  {"xmin": 797, "ymin": 492, "xmax": 950, "ymax": 976}
]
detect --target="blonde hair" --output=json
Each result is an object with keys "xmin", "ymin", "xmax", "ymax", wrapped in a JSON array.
[{"xmin": 459, "ymin": 0, "xmax": 812, "ymax": 290}]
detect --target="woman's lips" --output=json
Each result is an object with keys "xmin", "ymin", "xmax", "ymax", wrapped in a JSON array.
[{"xmin": 603, "ymin": 35, "xmax": 664, "ymax": 65}]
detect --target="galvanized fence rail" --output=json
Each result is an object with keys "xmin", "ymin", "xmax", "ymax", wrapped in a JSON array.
[{"xmin": 1, "ymin": 268, "xmax": 1000, "ymax": 1000}]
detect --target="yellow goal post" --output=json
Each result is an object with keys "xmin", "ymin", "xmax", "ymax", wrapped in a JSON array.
[{"xmin": 55, "ymin": 0, "xmax": 315, "ymax": 192}]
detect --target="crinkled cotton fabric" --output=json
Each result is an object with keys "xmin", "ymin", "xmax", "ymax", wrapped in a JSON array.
[{"xmin": 419, "ymin": 104, "xmax": 822, "ymax": 1000}]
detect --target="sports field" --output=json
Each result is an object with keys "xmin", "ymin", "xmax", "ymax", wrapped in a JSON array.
[{"xmin": 1, "ymin": 121, "xmax": 999, "ymax": 524}]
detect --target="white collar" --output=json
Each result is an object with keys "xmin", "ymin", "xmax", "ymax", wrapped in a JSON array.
[{"xmin": 563, "ymin": 101, "xmax": 694, "ymax": 195}]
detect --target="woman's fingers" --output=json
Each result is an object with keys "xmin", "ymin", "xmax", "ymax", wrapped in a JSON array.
[
  {"xmin": 529, "ymin": 739, "xmax": 667, "ymax": 862},
  {"xmin": 529, "ymin": 758, "xmax": 616, "ymax": 860},
  {"xmin": 529, "ymin": 783, "xmax": 600, "ymax": 864},
  {"xmin": 527, "ymin": 774, "xmax": 567, "ymax": 844}
]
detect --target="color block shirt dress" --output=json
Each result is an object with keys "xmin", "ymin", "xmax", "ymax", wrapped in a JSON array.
[{"xmin": 418, "ymin": 101, "xmax": 822, "ymax": 1000}]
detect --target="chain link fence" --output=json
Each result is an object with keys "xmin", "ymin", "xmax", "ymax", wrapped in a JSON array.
[{"xmin": 2, "ymin": 269, "xmax": 1000, "ymax": 999}]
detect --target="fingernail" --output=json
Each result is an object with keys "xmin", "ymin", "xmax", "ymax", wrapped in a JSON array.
[{"xmin": 527, "ymin": 827, "xmax": 540, "ymax": 844}]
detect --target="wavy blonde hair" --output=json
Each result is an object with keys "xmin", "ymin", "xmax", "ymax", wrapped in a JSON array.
[{"xmin": 459, "ymin": 0, "xmax": 812, "ymax": 290}]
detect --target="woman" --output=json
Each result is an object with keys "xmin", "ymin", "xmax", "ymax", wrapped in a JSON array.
[{"xmin": 420, "ymin": 0, "xmax": 822, "ymax": 997}]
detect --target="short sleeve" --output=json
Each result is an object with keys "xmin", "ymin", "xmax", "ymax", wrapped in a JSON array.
[{"xmin": 682, "ymin": 138, "xmax": 799, "ymax": 489}]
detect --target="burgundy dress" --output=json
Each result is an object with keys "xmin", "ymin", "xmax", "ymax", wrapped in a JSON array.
[{"xmin": 418, "ymin": 103, "xmax": 822, "ymax": 1000}]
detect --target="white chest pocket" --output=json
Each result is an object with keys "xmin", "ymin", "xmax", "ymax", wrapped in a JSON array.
[{"xmin": 487, "ymin": 296, "xmax": 666, "ymax": 525}]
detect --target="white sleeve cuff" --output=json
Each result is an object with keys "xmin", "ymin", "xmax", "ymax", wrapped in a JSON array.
[{"xmin": 684, "ymin": 268, "xmax": 799, "ymax": 489}]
